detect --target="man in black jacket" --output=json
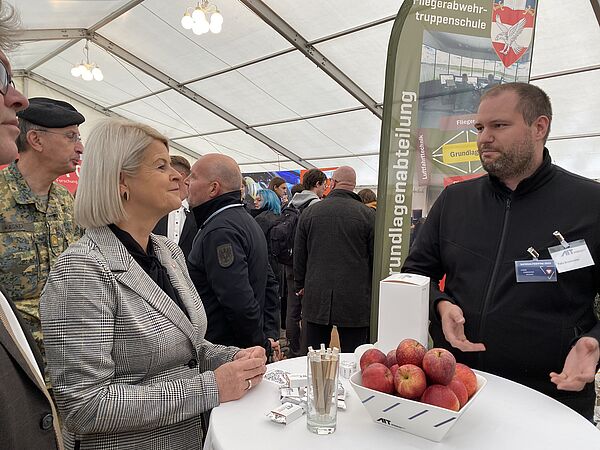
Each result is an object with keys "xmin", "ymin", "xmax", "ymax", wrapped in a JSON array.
[
  {"xmin": 403, "ymin": 82, "xmax": 600, "ymax": 419},
  {"xmin": 186, "ymin": 154, "xmax": 280, "ymax": 360},
  {"xmin": 294, "ymin": 166, "xmax": 375, "ymax": 353}
]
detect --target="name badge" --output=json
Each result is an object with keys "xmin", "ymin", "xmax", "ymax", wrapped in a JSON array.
[
  {"xmin": 548, "ymin": 239, "xmax": 595, "ymax": 273},
  {"xmin": 515, "ymin": 260, "xmax": 557, "ymax": 282}
]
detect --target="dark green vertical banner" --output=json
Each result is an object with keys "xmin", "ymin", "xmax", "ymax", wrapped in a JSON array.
[{"xmin": 371, "ymin": 0, "xmax": 538, "ymax": 341}]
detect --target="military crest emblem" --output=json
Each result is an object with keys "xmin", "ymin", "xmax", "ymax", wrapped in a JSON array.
[
  {"xmin": 217, "ymin": 243, "xmax": 234, "ymax": 268},
  {"xmin": 491, "ymin": 0, "xmax": 537, "ymax": 68}
]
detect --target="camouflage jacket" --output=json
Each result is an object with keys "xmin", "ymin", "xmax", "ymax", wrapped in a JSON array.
[{"xmin": 0, "ymin": 162, "xmax": 80, "ymax": 314}]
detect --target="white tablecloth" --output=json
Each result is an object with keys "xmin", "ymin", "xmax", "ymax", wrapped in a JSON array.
[{"xmin": 204, "ymin": 355, "xmax": 600, "ymax": 450}]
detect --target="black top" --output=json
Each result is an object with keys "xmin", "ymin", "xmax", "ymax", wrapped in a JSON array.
[
  {"xmin": 109, "ymin": 224, "xmax": 189, "ymax": 319},
  {"xmin": 402, "ymin": 148, "xmax": 600, "ymax": 412},
  {"xmin": 193, "ymin": 190, "xmax": 243, "ymax": 228}
]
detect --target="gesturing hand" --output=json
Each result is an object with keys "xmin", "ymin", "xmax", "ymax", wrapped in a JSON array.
[
  {"xmin": 437, "ymin": 301, "xmax": 486, "ymax": 352},
  {"xmin": 214, "ymin": 357, "xmax": 266, "ymax": 402},
  {"xmin": 550, "ymin": 336, "xmax": 600, "ymax": 391}
]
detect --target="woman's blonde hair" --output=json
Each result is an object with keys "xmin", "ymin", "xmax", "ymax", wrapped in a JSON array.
[{"xmin": 75, "ymin": 119, "xmax": 168, "ymax": 229}]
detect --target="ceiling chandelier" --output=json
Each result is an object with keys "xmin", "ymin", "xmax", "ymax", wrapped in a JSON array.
[
  {"xmin": 181, "ymin": 1, "xmax": 223, "ymax": 35},
  {"xmin": 70, "ymin": 40, "xmax": 103, "ymax": 81}
]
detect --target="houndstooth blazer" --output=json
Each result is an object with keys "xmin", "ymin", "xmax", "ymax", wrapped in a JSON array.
[{"xmin": 40, "ymin": 226, "xmax": 238, "ymax": 450}]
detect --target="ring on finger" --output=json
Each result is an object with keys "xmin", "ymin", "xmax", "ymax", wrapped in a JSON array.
[{"xmin": 245, "ymin": 379, "xmax": 252, "ymax": 390}]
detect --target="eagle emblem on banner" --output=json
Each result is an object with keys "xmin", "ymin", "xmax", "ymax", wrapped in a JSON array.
[{"xmin": 491, "ymin": 0, "xmax": 536, "ymax": 68}]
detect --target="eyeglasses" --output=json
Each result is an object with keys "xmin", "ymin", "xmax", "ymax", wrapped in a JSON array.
[
  {"xmin": 36, "ymin": 129, "xmax": 82, "ymax": 143},
  {"xmin": 0, "ymin": 59, "xmax": 15, "ymax": 96}
]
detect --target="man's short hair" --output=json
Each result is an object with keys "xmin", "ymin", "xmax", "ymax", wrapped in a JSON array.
[
  {"xmin": 290, "ymin": 183, "xmax": 304, "ymax": 195},
  {"xmin": 16, "ymin": 118, "xmax": 41, "ymax": 152},
  {"xmin": 302, "ymin": 169, "xmax": 327, "ymax": 190},
  {"xmin": 170, "ymin": 155, "xmax": 191, "ymax": 175},
  {"xmin": 75, "ymin": 119, "xmax": 169, "ymax": 229},
  {"xmin": 481, "ymin": 82, "xmax": 552, "ymax": 142}
]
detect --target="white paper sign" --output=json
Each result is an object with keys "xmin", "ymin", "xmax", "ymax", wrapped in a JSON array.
[{"xmin": 548, "ymin": 239, "xmax": 595, "ymax": 273}]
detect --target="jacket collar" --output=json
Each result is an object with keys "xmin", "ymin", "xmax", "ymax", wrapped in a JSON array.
[
  {"xmin": 192, "ymin": 190, "xmax": 243, "ymax": 228},
  {"xmin": 327, "ymin": 188, "xmax": 363, "ymax": 202},
  {"xmin": 487, "ymin": 147, "xmax": 555, "ymax": 198},
  {"xmin": 4, "ymin": 161, "xmax": 63, "ymax": 212},
  {"xmin": 84, "ymin": 226, "xmax": 201, "ymax": 343}
]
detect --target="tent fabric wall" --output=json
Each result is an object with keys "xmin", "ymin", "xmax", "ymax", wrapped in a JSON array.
[{"xmin": 6, "ymin": 0, "xmax": 600, "ymax": 184}]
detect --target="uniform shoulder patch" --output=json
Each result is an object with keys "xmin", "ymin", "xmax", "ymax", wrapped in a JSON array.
[{"xmin": 216, "ymin": 243, "xmax": 234, "ymax": 268}]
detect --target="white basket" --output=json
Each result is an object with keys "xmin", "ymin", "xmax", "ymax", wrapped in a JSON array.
[{"xmin": 349, "ymin": 371, "xmax": 487, "ymax": 442}]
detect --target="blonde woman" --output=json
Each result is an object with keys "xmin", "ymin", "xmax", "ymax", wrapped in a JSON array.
[{"xmin": 40, "ymin": 119, "xmax": 266, "ymax": 450}]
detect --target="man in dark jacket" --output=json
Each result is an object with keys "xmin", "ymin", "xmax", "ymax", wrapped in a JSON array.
[
  {"xmin": 186, "ymin": 154, "xmax": 280, "ymax": 360},
  {"xmin": 283, "ymin": 170, "xmax": 326, "ymax": 357},
  {"xmin": 294, "ymin": 166, "xmax": 375, "ymax": 353},
  {"xmin": 0, "ymin": 2, "xmax": 62, "ymax": 448},
  {"xmin": 403, "ymin": 82, "xmax": 600, "ymax": 419}
]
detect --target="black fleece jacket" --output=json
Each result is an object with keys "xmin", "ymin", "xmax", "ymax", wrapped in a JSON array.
[{"xmin": 403, "ymin": 149, "xmax": 600, "ymax": 409}]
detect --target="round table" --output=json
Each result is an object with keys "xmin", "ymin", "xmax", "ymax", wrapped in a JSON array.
[{"xmin": 204, "ymin": 355, "xmax": 600, "ymax": 449}]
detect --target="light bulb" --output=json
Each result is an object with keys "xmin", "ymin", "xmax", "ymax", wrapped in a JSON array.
[
  {"xmin": 70, "ymin": 65, "xmax": 81, "ymax": 77},
  {"xmin": 210, "ymin": 11, "xmax": 223, "ymax": 25},
  {"xmin": 191, "ymin": 7, "xmax": 205, "ymax": 22},
  {"xmin": 81, "ymin": 66, "xmax": 93, "ymax": 81},
  {"xmin": 181, "ymin": 12, "xmax": 193, "ymax": 29},
  {"xmin": 209, "ymin": 20, "xmax": 222, "ymax": 34},
  {"xmin": 192, "ymin": 19, "xmax": 210, "ymax": 35},
  {"xmin": 92, "ymin": 66, "xmax": 103, "ymax": 81}
]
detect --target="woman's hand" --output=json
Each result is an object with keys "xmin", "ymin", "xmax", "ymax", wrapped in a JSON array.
[
  {"xmin": 215, "ymin": 356, "xmax": 266, "ymax": 402},
  {"xmin": 234, "ymin": 346, "xmax": 266, "ymax": 362}
]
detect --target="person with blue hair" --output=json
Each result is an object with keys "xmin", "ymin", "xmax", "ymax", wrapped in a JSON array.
[
  {"xmin": 254, "ymin": 188, "xmax": 281, "ymax": 216},
  {"xmin": 254, "ymin": 188, "xmax": 284, "ymax": 347}
]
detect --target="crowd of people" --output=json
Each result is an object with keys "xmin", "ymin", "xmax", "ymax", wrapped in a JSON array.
[
  {"xmin": 1, "ymin": 1, "xmax": 599, "ymax": 449},
  {"xmin": 0, "ymin": 3, "xmax": 378, "ymax": 443}
]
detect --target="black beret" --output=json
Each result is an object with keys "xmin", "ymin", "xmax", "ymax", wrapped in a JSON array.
[{"xmin": 17, "ymin": 97, "xmax": 85, "ymax": 128}]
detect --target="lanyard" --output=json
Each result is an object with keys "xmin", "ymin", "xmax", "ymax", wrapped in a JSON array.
[{"xmin": 201, "ymin": 203, "xmax": 244, "ymax": 228}]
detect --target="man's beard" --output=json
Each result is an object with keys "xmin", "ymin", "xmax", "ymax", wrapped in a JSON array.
[{"xmin": 479, "ymin": 136, "xmax": 536, "ymax": 182}]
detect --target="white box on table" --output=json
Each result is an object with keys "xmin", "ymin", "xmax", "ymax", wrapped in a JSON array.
[{"xmin": 377, "ymin": 273, "xmax": 429, "ymax": 351}]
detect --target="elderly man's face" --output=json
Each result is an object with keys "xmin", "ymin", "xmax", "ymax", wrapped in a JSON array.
[
  {"xmin": 175, "ymin": 168, "xmax": 189, "ymax": 201},
  {"xmin": 34, "ymin": 124, "xmax": 83, "ymax": 175},
  {"xmin": 0, "ymin": 51, "xmax": 28, "ymax": 164},
  {"xmin": 186, "ymin": 160, "xmax": 214, "ymax": 208}
]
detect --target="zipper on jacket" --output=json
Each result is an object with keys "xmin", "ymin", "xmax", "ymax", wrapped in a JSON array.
[{"xmin": 477, "ymin": 197, "xmax": 511, "ymax": 369}]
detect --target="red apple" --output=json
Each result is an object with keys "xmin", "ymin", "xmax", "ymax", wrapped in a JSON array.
[
  {"xmin": 396, "ymin": 338, "xmax": 427, "ymax": 367},
  {"xmin": 360, "ymin": 348, "xmax": 387, "ymax": 371},
  {"xmin": 422, "ymin": 348, "xmax": 456, "ymax": 385},
  {"xmin": 454, "ymin": 363, "xmax": 478, "ymax": 398},
  {"xmin": 390, "ymin": 364, "xmax": 399, "ymax": 379},
  {"xmin": 385, "ymin": 349, "xmax": 397, "ymax": 367},
  {"xmin": 448, "ymin": 379, "xmax": 468, "ymax": 408},
  {"xmin": 420, "ymin": 384, "xmax": 460, "ymax": 411},
  {"xmin": 361, "ymin": 363, "xmax": 394, "ymax": 394},
  {"xmin": 394, "ymin": 364, "xmax": 427, "ymax": 399}
]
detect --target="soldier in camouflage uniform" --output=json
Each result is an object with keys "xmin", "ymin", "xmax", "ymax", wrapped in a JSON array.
[{"xmin": 0, "ymin": 97, "xmax": 84, "ymax": 371}]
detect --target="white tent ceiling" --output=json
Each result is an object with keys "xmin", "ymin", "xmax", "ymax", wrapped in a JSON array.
[{"xmin": 7, "ymin": 0, "xmax": 600, "ymax": 185}]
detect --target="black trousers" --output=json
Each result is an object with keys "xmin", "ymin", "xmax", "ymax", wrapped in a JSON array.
[
  {"xmin": 304, "ymin": 321, "xmax": 369, "ymax": 354},
  {"xmin": 284, "ymin": 265, "xmax": 302, "ymax": 357}
]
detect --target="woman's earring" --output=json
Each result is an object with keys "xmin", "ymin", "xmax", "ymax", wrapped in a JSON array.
[{"xmin": 123, "ymin": 191, "xmax": 129, "ymax": 201}]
